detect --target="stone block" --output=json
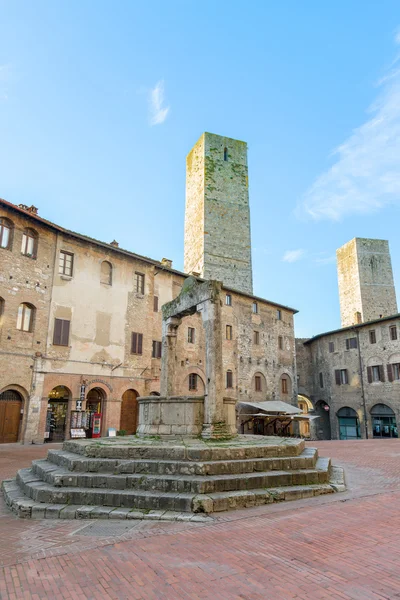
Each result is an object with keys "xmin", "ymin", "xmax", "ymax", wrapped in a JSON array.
[{"xmin": 59, "ymin": 506, "xmax": 78, "ymax": 519}]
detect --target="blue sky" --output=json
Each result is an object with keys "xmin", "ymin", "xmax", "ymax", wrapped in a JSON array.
[{"xmin": 1, "ymin": 1, "xmax": 400, "ymax": 337}]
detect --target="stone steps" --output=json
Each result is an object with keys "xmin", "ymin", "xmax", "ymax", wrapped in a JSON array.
[
  {"xmin": 2, "ymin": 436, "xmax": 345, "ymax": 520},
  {"xmin": 62, "ymin": 437, "xmax": 306, "ymax": 461},
  {"xmin": 2, "ymin": 476, "xmax": 335, "ymax": 520},
  {"xmin": 31, "ymin": 457, "xmax": 330, "ymax": 493},
  {"xmin": 46, "ymin": 447, "xmax": 318, "ymax": 476}
]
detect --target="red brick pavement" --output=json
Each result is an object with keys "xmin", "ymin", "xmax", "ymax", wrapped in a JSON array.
[{"xmin": 1, "ymin": 439, "xmax": 400, "ymax": 599}]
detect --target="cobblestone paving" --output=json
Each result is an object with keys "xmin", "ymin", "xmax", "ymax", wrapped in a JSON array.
[{"xmin": 1, "ymin": 439, "xmax": 400, "ymax": 599}]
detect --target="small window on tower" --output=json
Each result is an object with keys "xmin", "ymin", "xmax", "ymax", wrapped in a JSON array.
[{"xmin": 224, "ymin": 147, "xmax": 228, "ymax": 161}]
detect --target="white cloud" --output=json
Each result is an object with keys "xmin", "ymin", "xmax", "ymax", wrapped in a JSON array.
[
  {"xmin": 282, "ymin": 249, "xmax": 306, "ymax": 263},
  {"xmin": 298, "ymin": 31, "xmax": 400, "ymax": 221},
  {"xmin": 148, "ymin": 80, "xmax": 170, "ymax": 126}
]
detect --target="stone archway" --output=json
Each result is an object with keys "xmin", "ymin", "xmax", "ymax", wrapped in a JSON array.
[
  {"xmin": 0, "ymin": 389, "xmax": 23, "ymax": 443},
  {"xmin": 120, "ymin": 389, "xmax": 139, "ymax": 434},
  {"xmin": 314, "ymin": 401, "xmax": 331, "ymax": 440}
]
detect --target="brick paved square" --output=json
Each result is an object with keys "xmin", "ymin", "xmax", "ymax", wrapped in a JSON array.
[{"xmin": 1, "ymin": 440, "xmax": 400, "ymax": 599}]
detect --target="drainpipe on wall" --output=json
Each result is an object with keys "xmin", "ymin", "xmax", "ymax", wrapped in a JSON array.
[{"xmin": 353, "ymin": 327, "xmax": 368, "ymax": 439}]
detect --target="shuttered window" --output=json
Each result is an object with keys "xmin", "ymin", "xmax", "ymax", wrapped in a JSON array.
[
  {"xmin": 135, "ymin": 272, "xmax": 145, "ymax": 294},
  {"xmin": 345, "ymin": 337, "xmax": 357, "ymax": 350},
  {"xmin": 255, "ymin": 375, "xmax": 262, "ymax": 392},
  {"xmin": 53, "ymin": 318, "xmax": 70, "ymax": 346},
  {"xmin": 367, "ymin": 365, "xmax": 384, "ymax": 383},
  {"xmin": 388, "ymin": 363, "xmax": 400, "ymax": 381},
  {"xmin": 152, "ymin": 340, "xmax": 162, "ymax": 358},
  {"xmin": 369, "ymin": 330, "xmax": 376, "ymax": 344},
  {"xmin": 59, "ymin": 251, "xmax": 74, "ymax": 276},
  {"xmin": 131, "ymin": 332, "xmax": 143, "ymax": 355},
  {"xmin": 335, "ymin": 369, "xmax": 348, "ymax": 385},
  {"xmin": 189, "ymin": 374, "xmax": 197, "ymax": 391}
]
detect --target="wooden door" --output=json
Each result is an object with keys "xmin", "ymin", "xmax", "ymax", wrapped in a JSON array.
[
  {"xmin": 0, "ymin": 392, "xmax": 22, "ymax": 443},
  {"xmin": 120, "ymin": 390, "xmax": 138, "ymax": 434}
]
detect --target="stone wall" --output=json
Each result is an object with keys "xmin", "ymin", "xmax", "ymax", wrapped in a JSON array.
[
  {"xmin": 0, "ymin": 204, "xmax": 57, "ymax": 442},
  {"xmin": 297, "ymin": 316, "xmax": 400, "ymax": 439},
  {"xmin": 0, "ymin": 200, "xmax": 297, "ymax": 443},
  {"xmin": 184, "ymin": 133, "xmax": 253, "ymax": 295}
]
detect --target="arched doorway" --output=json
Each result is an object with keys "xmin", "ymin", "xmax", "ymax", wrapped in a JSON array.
[
  {"xmin": 0, "ymin": 390, "xmax": 23, "ymax": 443},
  {"xmin": 371, "ymin": 404, "xmax": 398, "ymax": 438},
  {"xmin": 298, "ymin": 395, "xmax": 313, "ymax": 438},
  {"xmin": 86, "ymin": 388, "xmax": 105, "ymax": 414},
  {"xmin": 314, "ymin": 401, "xmax": 331, "ymax": 440},
  {"xmin": 120, "ymin": 389, "xmax": 139, "ymax": 434},
  {"xmin": 46, "ymin": 386, "xmax": 70, "ymax": 442},
  {"xmin": 337, "ymin": 407, "xmax": 361, "ymax": 440}
]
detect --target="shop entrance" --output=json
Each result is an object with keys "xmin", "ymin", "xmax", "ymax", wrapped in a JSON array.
[
  {"xmin": 120, "ymin": 389, "xmax": 139, "ymax": 434},
  {"xmin": 86, "ymin": 388, "xmax": 105, "ymax": 437},
  {"xmin": 46, "ymin": 386, "xmax": 70, "ymax": 442},
  {"xmin": 337, "ymin": 407, "xmax": 361, "ymax": 440},
  {"xmin": 0, "ymin": 390, "xmax": 23, "ymax": 443},
  {"xmin": 371, "ymin": 404, "xmax": 398, "ymax": 438}
]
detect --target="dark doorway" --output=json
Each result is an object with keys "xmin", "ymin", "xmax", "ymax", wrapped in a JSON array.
[
  {"xmin": 337, "ymin": 407, "xmax": 361, "ymax": 440},
  {"xmin": 314, "ymin": 401, "xmax": 331, "ymax": 440},
  {"xmin": 120, "ymin": 389, "xmax": 139, "ymax": 434},
  {"xmin": 46, "ymin": 386, "xmax": 70, "ymax": 442},
  {"xmin": 0, "ymin": 390, "xmax": 23, "ymax": 443}
]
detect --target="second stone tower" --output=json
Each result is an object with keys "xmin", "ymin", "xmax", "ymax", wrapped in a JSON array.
[{"xmin": 184, "ymin": 132, "xmax": 253, "ymax": 294}]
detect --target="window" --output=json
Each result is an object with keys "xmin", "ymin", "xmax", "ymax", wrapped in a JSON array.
[
  {"xmin": 154, "ymin": 296, "xmax": 159, "ymax": 313},
  {"xmin": 16, "ymin": 303, "xmax": 34, "ymax": 332},
  {"xmin": 355, "ymin": 312, "xmax": 362, "ymax": 324},
  {"xmin": 189, "ymin": 373, "xmax": 197, "ymax": 391},
  {"xmin": 390, "ymin": 326, "xmax": 397, "ymax": 341},
  {"xmin": 388, "ymin": 363, "xmax": 400, "ymax": 381},
  {"xmin": 53, "ymin": 318, "xmax": 70, "ymax": 346},
  {"xmin": 278, "ymin": 336, "xmax": 283, "ymax": 350},
  {"xmin": 369, "ymin": 330, "xmax": 376, "ymax": 344},
  {"xmin": 226, "ymin": 370, "xmax": 233, "ymax": 389},
  {"xmin": 152, "ymin": 340, "xmax": 162, "ymax": 359},
  {"xmin": 188, "ymin": 327, "xmax": 195, "ymax": 344},
  {"xmin": 21, "ymin": 229, "xmax": 37, "ymax": 258},
  {"xmin": 255, "ymin": 375, "xmax": 262, "ymax": 392},
  {"xmin": 131, "ymin": 332, "xmax": 143, "ymax": 355},
  {"xmin": 335, "ymin": 369, "xmax": 349, "ymax": 385},
  {"xmin": 224, "ymin": 147, "xmax": 228, "ymax": 161},
  {"xmin": 226, "ymin": 294, "xmax": 232, "ymax": 306},
  {"xmin": 277, "ymin": 309, "xmax": 282, "ymax": 320},
  {"xmin": 328, "ymin": 342, "xmax": 334, "ymax": 353},
  {"xmin": 253, "ymin": 331, "xmax": 260, "ymax": 345},
  {"xmin": 367, "ymin": 365, "xmax": 384, "ymax": 383},
  {"xmin": 319, "ymin": 372, "xmax": 324, "ymax": 388},
  {"xmin": 0, "ymin": 218, "xmax": 12, "ymax": 249},
  {"xmin": 281, "ymin": 378, "xmax": 288, "ymax": 394},
  {"xmin": 226, "ymin": 325, "xmax": 232, "ymax": 340},
  {"xmin": 252, "ymin": 302, "xmax": 258, "ymax": 314},
  {"xmin": 345, "ymin": 337, "xmax": 357, "ymax": 350},
  {"xmin": 135, "ymin": 272, "xmax": 145, "ymax": 294},
  {"xmin": 0, "ymin": 297, "xmax": 4, "ymax": 324},
  {"xmin": 59, "ymin": 251, "xmax": 74, "ymax": 276},
  {"xmin": 100, "ymin": 261, "xmax": 112, "ymax": 285}
]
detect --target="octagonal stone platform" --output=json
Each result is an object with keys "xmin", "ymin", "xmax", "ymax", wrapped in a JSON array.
[{"xmin": 2, "ymin": 435, "xmax": 345, "ymax": 521}]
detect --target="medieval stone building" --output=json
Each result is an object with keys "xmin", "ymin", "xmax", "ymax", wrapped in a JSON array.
[
  {"xmin": 0, "ymin": 133, "xmax": 298, "ymax": 444},
  {"xmin": 297, "ymin": 237, "xmax": 400, "ymax": 441}
]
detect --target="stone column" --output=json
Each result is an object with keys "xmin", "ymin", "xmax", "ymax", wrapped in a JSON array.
[
  {"xmin": 201, "ymin": 297, "xmax": 233, "ymax": 438},
  {"xmin": 160, "ymin": 317, "xmax": 181, "ymax": 397}
]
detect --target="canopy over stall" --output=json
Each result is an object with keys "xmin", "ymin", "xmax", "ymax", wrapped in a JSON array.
[{"xmin": 237, "ymin": 400, "xmax": 318, "ymax": 436}]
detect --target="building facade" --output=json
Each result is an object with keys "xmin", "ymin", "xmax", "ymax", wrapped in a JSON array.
[
  {"xmin": 297, "ymin": 237, "xmax": 400, "ymax": 441},
  {"xmin": 0, "ymin": 133, "xmax": 298, "ymax": 444}
]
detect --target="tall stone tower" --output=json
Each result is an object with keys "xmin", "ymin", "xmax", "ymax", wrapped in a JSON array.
[
  {"xmin": 184, "ymin": 132, "xmax": 253, "ymax": 294},
  {"xmin": 337, "ymin": 237, "xmax": 398, "ymax": 327}
]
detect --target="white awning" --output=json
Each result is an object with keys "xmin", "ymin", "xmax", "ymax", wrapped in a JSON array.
[{"xmin": 237, "ymin": 400, "xmax": 302, "ymax": 415}]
